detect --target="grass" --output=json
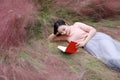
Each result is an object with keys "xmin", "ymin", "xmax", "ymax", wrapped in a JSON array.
[
  {"xmin": 90, "ymin": 17, "xmax": 120, "ymax": 28},
  {"xmin": 25, "ymin": 0, "xmax": 120, "ymax": 80},
  {"xmin": 0, "ymin": 0, "xmax": 120, "ymax": 80},
  {"xmin": 53, "ymin": 7, "xmax": 85, "ymax": 23},
  {"xmin": 17, "ymin": 51, "xmax": 44, "ymax": 70},
  {"xmin": 28, "ymin": 0, "xmax": 120, "ymax": 40}
]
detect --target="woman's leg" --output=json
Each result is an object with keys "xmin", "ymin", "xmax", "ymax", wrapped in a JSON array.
[{"xmin": 84, "ymin": 32, "xmax": 120, "ymax": 70}]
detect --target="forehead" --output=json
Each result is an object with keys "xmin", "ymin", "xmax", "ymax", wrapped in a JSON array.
[
  {"xmin": 58, "ymin": 25, "xmax": 65, "ymax": 30},
  {"xmin": 59, "ymin": 25, "xmax": 66, "ymax": 29}
]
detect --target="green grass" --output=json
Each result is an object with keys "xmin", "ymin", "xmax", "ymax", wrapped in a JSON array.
[
  {"xmin": 25, "ymin": 1, "xmax": 120, "ymax": 80},
  {"xmin": 17, "ymin": 51, "xmax": 44, "ymax": 70},
  {"xmin": 53, "ymin": 7, "xmax": 84, "ymax": 23},
  {"xmin": 28, "ymin": 0, "xmax": 120, "ymax": 40}
]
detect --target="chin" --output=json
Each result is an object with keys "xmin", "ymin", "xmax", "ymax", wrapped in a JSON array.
[
  {"xmin": 62, "ymin": 34, "xmax": 67, "ymax": 36},
  {"xmin": 66, "ymin": 34, "xmax": 69, "ymax": 36}
]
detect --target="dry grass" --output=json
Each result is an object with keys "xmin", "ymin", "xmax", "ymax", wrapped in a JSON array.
[{"xmin": 0, "ymin": 0, "xmax": 120, "ymax": 80}]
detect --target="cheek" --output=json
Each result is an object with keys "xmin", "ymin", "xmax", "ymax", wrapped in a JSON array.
[
  {"xmin": 57, "ymin": 29, "xmax": 61, "ymax": 33},
  {"xmin": 62, "ymin": 31, "xmax": 66, "ymax": 35},
  {"xmin": 58, "ymin": 27, "xmax": 63, "ymax": 32}
]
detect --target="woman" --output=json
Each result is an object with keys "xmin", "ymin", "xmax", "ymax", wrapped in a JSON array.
[{"xmin": 48, "ymin": 20, "xmax": 120, "ymax": 70}]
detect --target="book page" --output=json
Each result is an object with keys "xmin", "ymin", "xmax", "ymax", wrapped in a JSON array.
[{"xmin": 57, "ymin": 46, "xmax": 67, "ymax": 52}]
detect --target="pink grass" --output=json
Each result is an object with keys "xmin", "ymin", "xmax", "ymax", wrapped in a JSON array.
[
  {"xmin": 54, "ymin": 0, "xmax": 120, "ymax": 20},
  {"xmin": 0, "ymin": 0, "xmax": 36, "ymax": 50}
]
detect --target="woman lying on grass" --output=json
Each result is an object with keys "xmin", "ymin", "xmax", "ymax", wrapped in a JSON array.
[{"xmin": 48, "ymin": 20, "xmax": 120, "ymax": 70}]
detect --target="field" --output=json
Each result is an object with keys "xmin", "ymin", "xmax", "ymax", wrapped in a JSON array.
[{"xmin": 0, "ymin": 0, "xmax": 120, "ymax": 80}]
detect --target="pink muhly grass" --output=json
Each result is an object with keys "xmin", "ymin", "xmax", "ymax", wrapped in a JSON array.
[
  {"xmin": 54, "ymin": 0, "xmax": 120, "ymax": 20},
  {"xmin": 0, "ymin": 0, "xmax": 43, "ymax": 79},
  {"xmin": 0, "ymin": 60, "xmax": 45, "ymax": 80},
  {"xmin": 0, "ymin": 0, "xmax": 37, "ymax": 50}
]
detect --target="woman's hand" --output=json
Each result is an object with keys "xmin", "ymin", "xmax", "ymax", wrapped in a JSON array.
[
  {"xmin": 48, "ymin": 33, "xmax": 56, "ymax": 41},
  {"xmin": 76, "ymin": 41, "xmax": 86, "ymax": 48}
]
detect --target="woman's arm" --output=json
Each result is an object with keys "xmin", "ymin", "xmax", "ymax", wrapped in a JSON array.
[
  {"xmin": 48, "ymin": 33, "xmax": 67, "ymax": 42},
  {"xmin": 81, "ymin": 27, "xmax": 96, "ymax": 46},
  {"xmin": 75, "ymin": 22, "xmax": 96, "ymax": 47},
  {"xmin": 48, "ymin": 33, "xmax": 57, "ymax": 41}
]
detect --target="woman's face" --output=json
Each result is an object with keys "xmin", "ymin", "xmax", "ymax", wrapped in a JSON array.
[{"xmin": 57, "ymin": 25, "xmax": 70, "ymax": 36}]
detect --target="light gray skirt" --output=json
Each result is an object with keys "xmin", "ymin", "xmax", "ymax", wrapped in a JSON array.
[{"xmin": 84, "ymin": 32, "xmax": 120, "ymax": 70}]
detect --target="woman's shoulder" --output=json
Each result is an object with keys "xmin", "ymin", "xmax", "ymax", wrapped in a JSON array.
[
  {"xmin": 73, "ymin": 22, "xmax": 85, "ymax": 26},
  {"xmin": 72, "ymin": 22, "xmax": 84, "ymax": 28}
]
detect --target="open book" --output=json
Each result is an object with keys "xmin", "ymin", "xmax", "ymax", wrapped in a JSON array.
[{"xmin": 57, "ymin": 41, "xmax": 78, "ymax": 54}]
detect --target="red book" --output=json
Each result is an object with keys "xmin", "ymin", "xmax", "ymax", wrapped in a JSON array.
[{"xmin": 57, "ymin": 41, "xmax": 77, "ymax": 54}]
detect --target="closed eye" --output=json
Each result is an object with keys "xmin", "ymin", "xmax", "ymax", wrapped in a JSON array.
[{"xmin": 63, "ymin": 29, "xmax": 65, "ymax": 31}]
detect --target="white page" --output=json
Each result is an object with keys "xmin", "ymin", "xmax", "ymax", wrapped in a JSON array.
[{"xmin": 57, "ymin": 46, "xmax": 67, "ymax": 52}]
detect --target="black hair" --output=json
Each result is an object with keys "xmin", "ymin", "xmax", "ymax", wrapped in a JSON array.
[{"xmin": 54, "ymin": 20, "xmax": 66, "ymax": 36}]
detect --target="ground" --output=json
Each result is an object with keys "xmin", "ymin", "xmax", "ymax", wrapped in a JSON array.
[
  {"xmin": 20, "ymin": 18, "xmax": 120, "ymax": 80},
  {"xmin": 0, "ymin": 0, "xmax": 120, "ymax": 80}
]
